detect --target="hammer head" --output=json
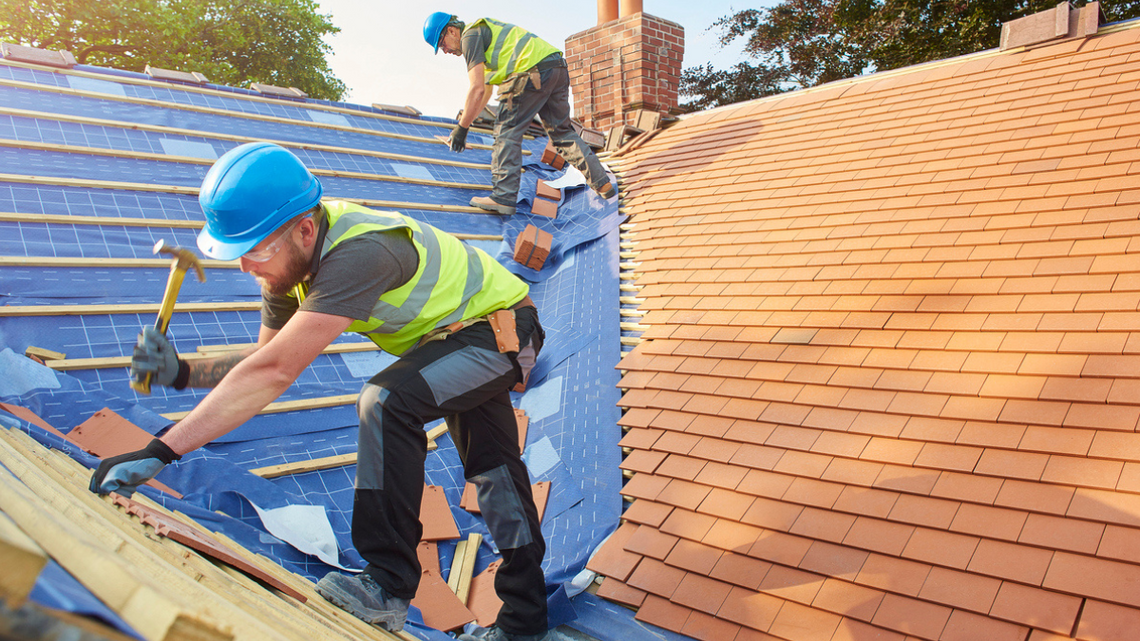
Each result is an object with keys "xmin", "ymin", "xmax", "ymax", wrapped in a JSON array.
[{"xmin": 153, "ymin": 239, "xmax": 206, "ymax": 282}]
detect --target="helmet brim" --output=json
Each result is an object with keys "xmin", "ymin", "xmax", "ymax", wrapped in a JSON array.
[{"xmin": 196, "ymin": 227, "xmax": 262, "ymax": 262}]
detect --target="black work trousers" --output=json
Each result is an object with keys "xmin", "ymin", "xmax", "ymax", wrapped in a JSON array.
[
  {"xmin": 489, "ymin": 60, "xmax": 609, "ymax": 207},
  {"xmin": 352, "ymin": 306, "xmax": 547, "ymax": 636}
]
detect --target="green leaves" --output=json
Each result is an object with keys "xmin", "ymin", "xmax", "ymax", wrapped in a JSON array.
[
  {"xmin": 0, "ymin": 0, "xmax": 346, "ymax": 100},
  {"xmin": 680, "ymin": 0, "xmax": 870, "ymax": 111},
  {"xmin": 682, "ymin": 0, "xmax": 1140, "ymax": 111}
]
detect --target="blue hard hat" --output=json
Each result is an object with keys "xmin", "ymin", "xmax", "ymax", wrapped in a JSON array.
[
  {"xmin": 197, "ymin": 142, "xmax": 323, "ymax": 261},
  {"xmin": 424, "ymin": 11, "xmax": 453, "ymax": 53}
]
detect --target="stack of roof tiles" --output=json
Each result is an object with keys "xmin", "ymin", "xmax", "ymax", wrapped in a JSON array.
[{"xmin": 592, "ymin": 18, "xmax": 1140, "ymax": 641}]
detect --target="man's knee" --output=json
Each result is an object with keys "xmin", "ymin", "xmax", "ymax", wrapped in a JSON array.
[
  {"xmin": 358, "ymin": 382, "xmax": 391, "ymax": 419},
  {"xmin": 360, "ymin": 370, "xmax": 422, "ymax": 419},
  {"xmin": 469, "ymin": 464, "xmax": 534, "ymax": 550},
  {"xmin": 357, "ymin": 379, "xmax": 422, "ymax": 434},
  {"xmin": 356, "ymin": 383, "xmax": 391, "ymax": 490}
]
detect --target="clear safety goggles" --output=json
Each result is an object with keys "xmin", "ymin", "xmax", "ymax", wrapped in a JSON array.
[{"xmin": 242, "ymin": 215, "xmax": 309, "ymax": 263}]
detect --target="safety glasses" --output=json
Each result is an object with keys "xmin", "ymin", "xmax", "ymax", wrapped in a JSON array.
[{"xmin": 242, "ymin": 215, "xmax": 309, "ymax": 263}]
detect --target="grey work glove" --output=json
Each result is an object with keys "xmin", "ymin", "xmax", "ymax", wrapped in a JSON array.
[
  {"xmin": 131, "ymin": 326, "xmax": 183, "ymax": 388},
  {"xmin": 89, "ymin": 438, "xmax": 181, "ymax": 497},
  {"xmin": 449, "ymin": 125, "xmax": 468, "ymax": 153}
]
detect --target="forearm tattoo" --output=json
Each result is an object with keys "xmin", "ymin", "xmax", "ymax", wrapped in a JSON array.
[{"xmin": 187, "ymin": 351, "xmax": 248, "ymax": 388}]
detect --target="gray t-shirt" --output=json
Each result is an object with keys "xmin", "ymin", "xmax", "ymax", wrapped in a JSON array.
[
  {"xmin": 461, "ymin": 24, "xmax": 492, "ymax": 72},
  {"xmin": 261, "ymin": 227, "xmax": 418, "ymax": 330}
]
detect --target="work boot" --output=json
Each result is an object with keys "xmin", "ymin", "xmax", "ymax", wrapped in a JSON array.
[
  {"xmin": 470, "ymin": 196, "xmax": 517, "ymax": 216},
  {"xmin": 315, "ymin": 571, "xmax": 410, "ymax": 631},
  {"xmin": 593, "ymin": 180, "xmax": 616, "ymax": 200},
  {"xmin": 459, "ymin": 626, "xmax": 569, "ymax": 641}
]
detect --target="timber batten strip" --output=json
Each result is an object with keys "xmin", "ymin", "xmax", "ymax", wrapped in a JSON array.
[
  {"xmin": 222, "ymin": 416, "xmax": 452, "ymax": 478},
  {"xmin": 0, "ymin": 105, "xmax": 493, "ymax": 170},
  {"xmin": 160, "ymin": 394, "xmax": 358, "ymax": 421},
  {"xmin": 0, "ymin": 56, "xmax": 540, "ymax": 150},
  {"xmin": 0, "ymin": 75, "xmax": 531, "ymax": 149},
  {"xmin": 0, "ymin": 76, "xmax": 494, "ymax": 149},
  {"xmin": 0, "ymin": 138, "xmax": 491, "ymax": 191},
  {"xmin": 196, "ymin": 341, "xmax": 378, "ymax": 355},
  {"xmin": 250, "ymin": 454, "xmax": 358, "ymax": 479},
  {"xmin": 0, "ymin": 58, "xmax": 449, "ymax": 130},
  {"xmin": 0, "ymin": 214, "xmax": 503, "ymax": 242},
  {"xmin": 0, "ymin": 256, "xmax": 237, "ymax": 269},
  {"xmin": 0, "ymin": 173, "xmax": 495, "ymax": 214},
  {"xmin": 0, "ymin": 212, "xmax": 204, "ymax": 228},
  {"xmin": 448, "ymin": 533, "xmax": 482, "ymax": 604},
  {"xmin": 45, "ymin": 342, "xmax": 378, "ymax": 371},
  {"xmin": 0, "ymin": 301, "xmax": 261, "ymax": 317}
]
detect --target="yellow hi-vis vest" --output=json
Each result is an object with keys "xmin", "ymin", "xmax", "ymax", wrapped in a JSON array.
[
  {"xmin": 467, "ymin": 17, "xmax": 561, "ymax": 86},
  {"xmin": 292, "ymin": 201, "xmax": 529, "ymax": 355}
]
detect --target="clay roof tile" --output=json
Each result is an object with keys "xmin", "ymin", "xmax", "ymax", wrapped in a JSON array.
[{"xmin": 608, "ymin": 15, "xmax": 1140, "ymax": 636}]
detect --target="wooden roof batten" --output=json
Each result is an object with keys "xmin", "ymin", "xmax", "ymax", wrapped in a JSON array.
[
  {"xmin": 0, "ymin": 44, "xmax": 430, "ymax": 128},
  {"xmin": 599, "ymin": 5, "xmax": 1140, "ymax": 641},
  {"xmin": 0, "ymin": 55, "xmax": 535, "ymax": 144}
]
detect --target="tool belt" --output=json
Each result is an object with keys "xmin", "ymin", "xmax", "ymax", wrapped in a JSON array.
[
  {"xmin": 497, "ymin": 54, "xmax": 564, "ymax": 98},
  {"xmin": 418, "ymin": 295, "xmax": 535, "ymax": 353}
]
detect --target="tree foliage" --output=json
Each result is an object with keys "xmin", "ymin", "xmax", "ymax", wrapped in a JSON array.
[
  {"xmin": 681, "ymin": 0, "xmax": 1140, "ymax": 111},
  {"xmin": 0, "ymin": 0, "xmax": 346, "ymax": 101}
]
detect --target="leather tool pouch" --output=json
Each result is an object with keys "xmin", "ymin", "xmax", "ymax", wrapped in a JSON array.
[
  {"xmin": 487, "ymin": 309, "xmax": 520, "ymax": 353},
  {"xmin": 496, "ymin": 71, "xmax": 531, "ymax": 105}
]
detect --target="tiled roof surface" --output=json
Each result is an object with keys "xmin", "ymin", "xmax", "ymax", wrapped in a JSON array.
[{"xmin": 596, "ymin": 20, "xmax": 1140, "ymax": 641}]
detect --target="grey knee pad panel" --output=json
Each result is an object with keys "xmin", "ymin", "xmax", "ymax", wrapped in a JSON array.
[
  {"xmin": 469, "ymin": 464, "xmax": 533, "ymax": 550},
  {"xmin": 356, "ymin": 383, "xmax": 390, "ymax": 490}
]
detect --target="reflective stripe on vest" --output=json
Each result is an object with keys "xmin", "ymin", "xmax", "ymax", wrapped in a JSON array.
[
  {"xmin": 292, "ymin": 201, "xmax": 529, "ymax": 355},
  {"xmin": 468, "ymin": 17, "xmax": 560, "ymax": 86}
]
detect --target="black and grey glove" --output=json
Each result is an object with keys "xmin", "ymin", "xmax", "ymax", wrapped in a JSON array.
[
  {"xmin": 449, "ymin": 125, "xmax": 469, "ymax": 152},
  {"xmin": 131, "ymin": 327, "xmax": 188, "ymax": 389},
  {"xmin": 89, "ymin": 438, "xmax": 181, "ymax": 497}
]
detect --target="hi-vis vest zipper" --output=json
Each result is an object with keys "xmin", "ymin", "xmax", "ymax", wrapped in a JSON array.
[
  {"xmin": 467, "ymin": 17, "xmax": 560, "ymax": 86},
  {"xmin": 291, "ymin": 201, "xmax": 529, "ymax": 355}
]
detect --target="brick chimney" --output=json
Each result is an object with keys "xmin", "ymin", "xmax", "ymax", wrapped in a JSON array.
[{"xmin": 565, "ymin": 0, "xmax": 684, "ymax": 131}]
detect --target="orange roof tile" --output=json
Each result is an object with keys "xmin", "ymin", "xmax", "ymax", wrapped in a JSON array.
[
  {"xmin": 661, "ymin": 508, "xmax": 717, "ymax": 542},
  {"xmin": 608, "ymin": 14, "xmax": 1140, "ymax": 640},
  {"xmin": 594, "ymin": 577, "xmax": 646, "ymax": 608}
]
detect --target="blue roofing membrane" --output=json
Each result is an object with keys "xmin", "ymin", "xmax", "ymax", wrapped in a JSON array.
[{"xmin": 0, "ymin": 58, "xmax": 642, "ymax": 640}]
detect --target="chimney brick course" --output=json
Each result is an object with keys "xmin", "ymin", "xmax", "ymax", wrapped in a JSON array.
[{"xmin": 565, "ymin": 13, "xmax": 684, "ymax": 131}]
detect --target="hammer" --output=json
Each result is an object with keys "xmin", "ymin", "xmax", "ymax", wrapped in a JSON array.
[{"xmin": 130, "ymin": 239, "xmax": 206, "ymax": 395}]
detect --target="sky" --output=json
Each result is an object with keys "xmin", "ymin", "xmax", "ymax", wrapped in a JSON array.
[{"xmin": 312, "ymin": 1, "xmax": 758, "ymax": 119}]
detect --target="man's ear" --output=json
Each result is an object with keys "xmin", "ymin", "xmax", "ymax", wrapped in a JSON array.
[{"xmin": 299, "ymin": 217, "xmax": 318, "ymax": 247}]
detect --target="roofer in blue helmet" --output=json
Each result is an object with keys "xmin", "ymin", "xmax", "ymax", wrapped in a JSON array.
[
  {"xmin": 424, "ymin": 11, "xmax": 615, "ymax": 216},
  {"xmin": 89, "ymin": 142, "xmax": 552, "ymax": 639}
]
